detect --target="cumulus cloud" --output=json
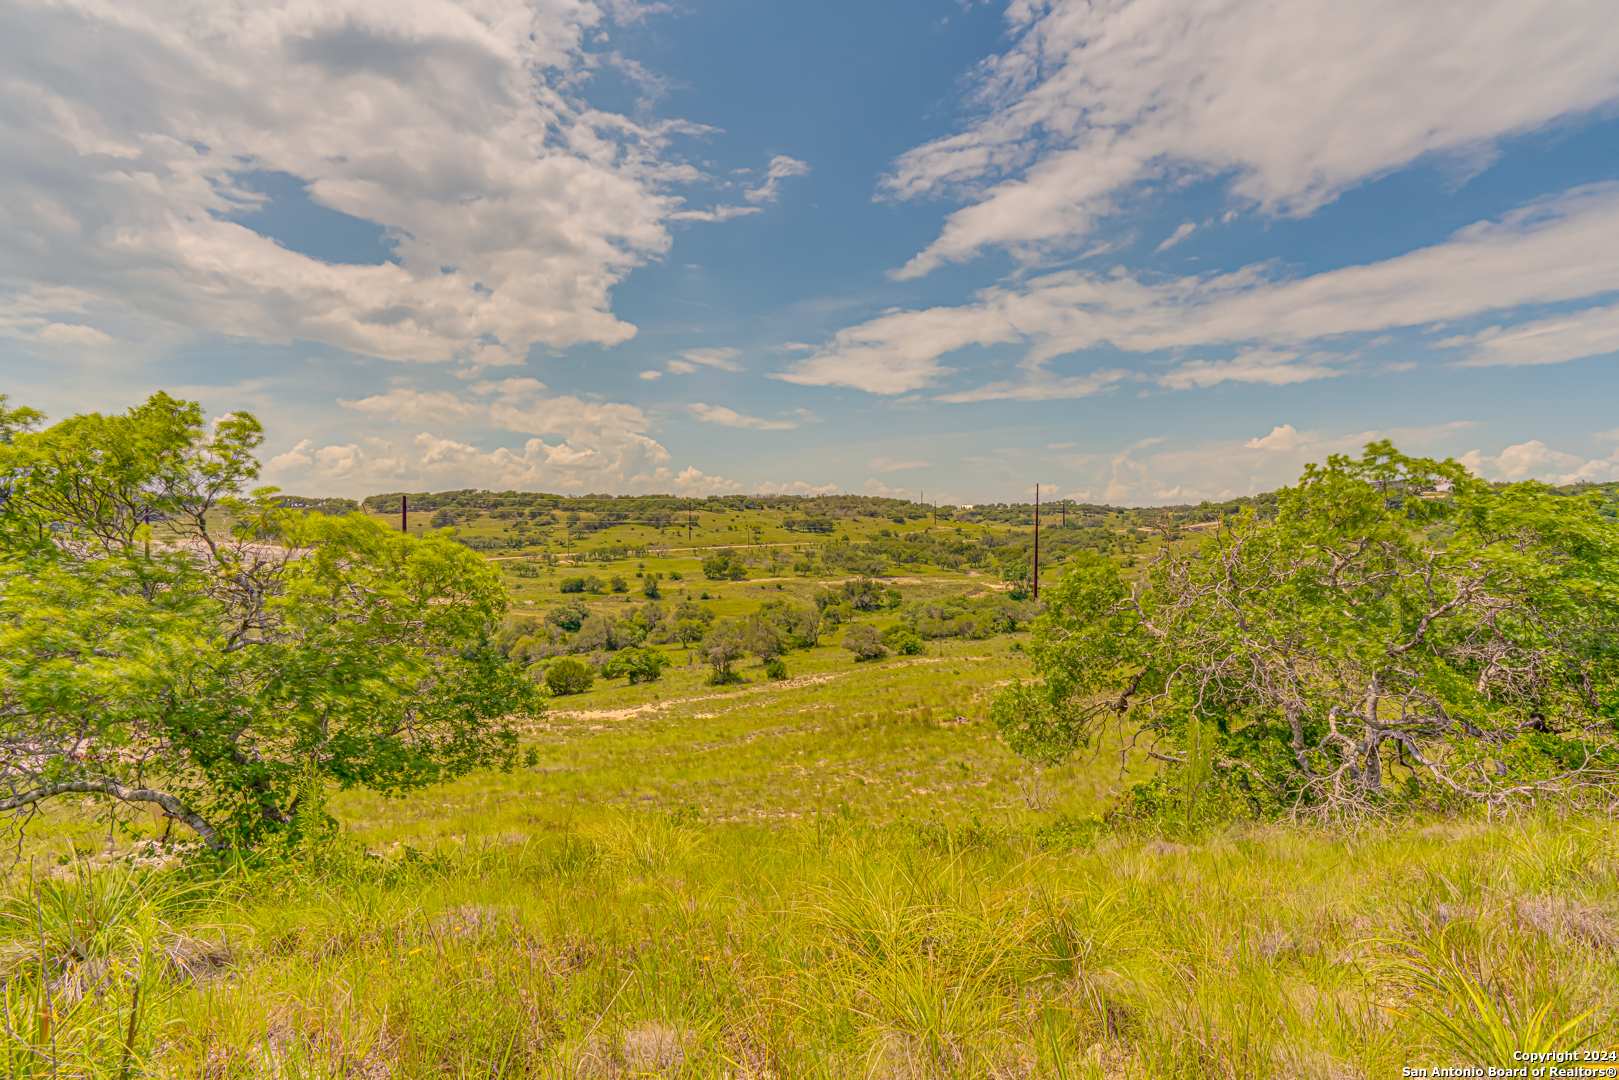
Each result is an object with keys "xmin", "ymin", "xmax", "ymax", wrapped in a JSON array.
[
  {"xmin": 1244, "ymin": 423, "xmax": 1308, "ymax": 451},
  {"xmin": 781, "ymin": 185, "xmax": 1619, "ymax": 396},
  {"xmin": 884, "ymin": 0, "xmax": 1619, "ymax": 276},
  {"xmin": 686, "ymin": 403, "xmax": 797, "ymax": 429},
  {"xmin": 1459, "ymin": 441, "xmax": 1619, "ymax": 483},
  {"xmin": 0, "ymin": 0, "xmax": 733, "ymax": 366},
  {"xmin": 640, "ymin": 466, "xmax": 745, "ymax": 495},
  {"xmin": 268, "ymin": 378, "xmax": 672, "ymax": 494},
  {"xmin": 1440, "ymin": 303, "xmax": 1619, "ymax": 367},
  {"xmin": 1053, "ymin": 421, "xmax": 1480, "ymax": 505},
  {"xmin": 863, "ymin": 478, "xmax": 913, "ymax": 498}
]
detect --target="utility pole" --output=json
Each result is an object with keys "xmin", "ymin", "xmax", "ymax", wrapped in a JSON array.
[
  {"xmin": 1033, "ymin": 484, "xmax": 1040, "ymax": 602},
  {"xmin": 401, "ymin": 494, "xmax": 408, "ymax": 533}
]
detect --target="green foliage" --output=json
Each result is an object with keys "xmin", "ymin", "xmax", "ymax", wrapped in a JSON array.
[
  {"xmin": 881, "ymin": 627, "xmax": 925, "ymax": 655},
  {"xmin": 558, "ymin": 575, "xmax": 605, "ymax": 594},
  {"xmin": 0, "ymin": 394, "xmax": 536, "ymax": 848},
  {"xmin": 995, "ymin": 442, "xmax": 1619, "ymax": 816},
  {"xmin": 842, "ymin": 624, "xmax": 887, "ymax": 661},
  {"xmin": 544, "ymin": 657, "xmax": 595, "ymax": 695},
  {"xmin": 544, "ymin": 599, "xmax": 591, "ymax": 632},
  {"xmin": 608, "ymin": 574, "xmax": 628, "ymax": 593},
  {"xmin": 602, "ymin": 647, "xmax": 669, "ymax": 685},
  {"xmin": 701, "ymin": 553, "xmax": 748, "ymax": 580},
  {"xmin": 700, "ymin": 620, "xmax": 747, "ymax": 684},
  {"xmin": 764, "ymin": 656, "xmax": 789, "ymax": 680},
  {"xmin": 754, "ymin": 598, "xmax": 821, "ymax": 649},
  {"xmin": 641, "ymin": 572, "xmax": 662, "ymax": 599}
]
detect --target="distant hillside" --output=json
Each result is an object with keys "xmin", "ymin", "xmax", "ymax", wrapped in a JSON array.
[{"xmin": 331, "ymin": 476, "xmax": 1615, "ymax": 529}]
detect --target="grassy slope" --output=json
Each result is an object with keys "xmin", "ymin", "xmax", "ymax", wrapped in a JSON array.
[{"xmin": 8, "ymin": 520, "xmax": 1617, "ymax": 1077}]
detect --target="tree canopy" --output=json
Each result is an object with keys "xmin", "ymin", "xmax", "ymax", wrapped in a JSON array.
[
  {"xmin": 995, "ymin": 443, "xmax": 1619, "ymax": 817},
  {"xmin": 0, "ymin": 393, "xmax": 536, "ymax": 848}
]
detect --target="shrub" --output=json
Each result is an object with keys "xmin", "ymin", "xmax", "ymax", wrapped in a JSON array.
[
  {"xmin": 609, "ymin": 575, "xmax": 628, "ymax": 593},
  {"xmin": 544, "ymin": 658, "xmax": 594, "ymax": 696},
  {"xmin": 603, "ymin": 647, "xmax": 670, "ymax": 684},
  {"xmin": 702, "ymin": 554, "xmax": 747, "ymax": 581},
  {"xmin": 545, "ymin": 600, "xmax": 591, "ymax": 632},
  {"xmin": 842, "ymin": 624, "xmax": 887, "ymax": 661},
  {"xmin": 882, "ymin": 628, "xmax": 924, "ymax": 655},
  {"xmin": 701, "ymin": 621, "xmax": 747, "ymax": 684},
  {"xmin": 559, "ymin": 576, "xmax": 587, "ymax": 593},
  {"xmin": 764, "ymin": 657, "xmax": 788, "ymax": 680}
]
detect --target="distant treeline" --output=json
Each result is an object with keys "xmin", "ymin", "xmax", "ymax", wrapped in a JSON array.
[
  {"xmin": 361, "ymin": 490, "xmax": 921, "ymax": 520},
  {"xmin": 349, "ymin": 478, "xmax": 1617, "ymax": 528}
]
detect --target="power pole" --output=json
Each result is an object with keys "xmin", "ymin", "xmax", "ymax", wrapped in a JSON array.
[
  {"xmin": 1033, "ymin": 484, "xmax": 1040, "ymax": 602},
  {"xmin": 401, "ymin": 494, "xmax": 408, "ymax": 533}
]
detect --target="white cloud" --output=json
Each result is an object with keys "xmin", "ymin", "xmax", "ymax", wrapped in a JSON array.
[
  {"xmin": 675, "ymin": 347, "xmax": 745, "ymax": 371},
  {"xmin": 640, "ymin": 466, "xmax": 744, "ymax": 495},
  {"xmin": 1158, "ymin": 349, "xmax": 1342, "ymax": 389},
  {"xmin": 270, "ymin": 378, "xmax": 673, "ymax": 494},
  {"xmin": 638, "ymin": 369, "xmax": 662, "ymax": 379},
  {"xmin": 0, "ymin": 287, "xmax": 114, "ymax": 346},
  {"xmin": 687, "ymin": 403, "xmax": 797, "ymax": 429},
  {"xmin": 669, "ymin": 205, "xmax": 763, "ymax": 222},
  {"xmin": 869, "ymin": 457, "xmax": 930, "ymax": 472},
  {"xmin": 1459, "ymin": 440, "xmax": 1619, "ymax": 484},
  {"xmin": 1440, "ymin": 303, "xmax": 1619, "ymax": 367},
  {"xmin": 884, "ymin": 0, "xmax": 1619, "ymax": 276},
  {"xmin": 782, "ymin": 185, "xmax": 1619, "ymax": 397},
  {"xmin": 1155, "ymin": 222, "xmax": 1198, "ymax": 253},
  {"xmin": 863, "ymin": 478, "xmax": 913, "ymax": 498},
  {"xmin": 1052, "ymin": 421, "xmax": 1480, "ymax": 505},
  {"xmin": 1244, "ymin": 423, "xmax": 1308, "ymax": 451},
  {"xmin": 743, "ymin": 155, "xmax": 810, "ymax": 204},
  {"xmin": 934, "ymin": 368, "xmax": 1131, "ymax": 403},
  {"xmin": 755, "ymin": 479, "xmax": 841, "ymax": 495},
  {"xmin": 0, "ymin": 0, "xmax": 728, "ymax": 366}
]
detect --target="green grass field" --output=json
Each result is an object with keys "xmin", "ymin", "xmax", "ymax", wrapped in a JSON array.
[{"xmin": 7, "ymin": 521, "xmax": 1616, "ymax": 1078}]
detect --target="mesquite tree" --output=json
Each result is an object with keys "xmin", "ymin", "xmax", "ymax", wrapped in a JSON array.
[
  {"xmin": 0, "ymin": 393, "xmax": 536, "ymax": 848},
  {"xmin": 994, "ymin": 443, "xmax": 1619, "ymax": 818}
]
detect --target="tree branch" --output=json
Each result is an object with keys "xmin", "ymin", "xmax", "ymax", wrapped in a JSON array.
[{"xmin": 0, "ymin": 779, "xmax": 225, "ymax": 849}]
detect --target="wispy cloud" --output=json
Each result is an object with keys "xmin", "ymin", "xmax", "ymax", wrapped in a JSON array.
[
  {"xmin": 869, "ymin": 456, "xmax": 930, "ymax": 472},
  {"xmin": 1155, "ymin": 222, "xmax": 1198, "ymax": 253},
  {"xmin": 780, "ymin": 185, "xmax": 1619, "ymax": 397},
  {"xmin": 687, "ymin": 402, "xmax": 798, "ymax": 429},
  {"xmin": 743, "ymin": 155, "xmax": 811, "ymax": 204},
  {"xmin": 881, "ymin": 0, "xmax": 1619, "ymax": 277}
]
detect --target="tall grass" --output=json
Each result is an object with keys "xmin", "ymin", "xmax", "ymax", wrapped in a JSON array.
[
  {"xmin": 2, "ymin": 815, "xmax": 1613, "ymax": 1077},
  {"xmin": 7, "ymin": 644, "xmax": 1615, "ymax": 1075}
]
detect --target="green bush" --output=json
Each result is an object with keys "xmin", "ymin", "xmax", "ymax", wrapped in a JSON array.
[
  {"xmin": 842, "ymin": 624, "xmax": 887, "ymax": 661},
  {"xmin": 544, "ymin": 658, "xmax": 595, "ymax": 696},
  {"xmin": 764, "ymin": 657, "xmax": 788, "ymax": 680},
  {"xmin": 603, "ymin": 647, "xmax": 669, "ymax": 684},
  {"xmin": 883, "ymin": 628, "xmax": 924, "ymax": 655}
]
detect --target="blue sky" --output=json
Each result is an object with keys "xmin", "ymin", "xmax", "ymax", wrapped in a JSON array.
[{"xmin": 3, "ymin": 0, "xmax": 1618, "ymax": 504}]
